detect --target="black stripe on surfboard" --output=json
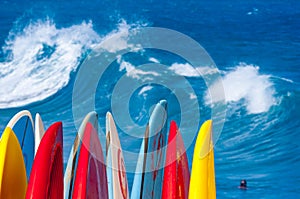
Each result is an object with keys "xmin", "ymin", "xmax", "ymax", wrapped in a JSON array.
[
  {"xmin": 21, "ymin": 117, "xmax": 30, "ymax": 149},
  {"xmin": 140, "ymin": 124, "xmax": 149, "ymax": 199},
  {"xmin": 68, "ymin": 135, "xmax": 80, "ymax": 198}
]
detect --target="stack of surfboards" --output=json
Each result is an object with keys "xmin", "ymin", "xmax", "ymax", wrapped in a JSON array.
[
  {"xmin": 0, "ymin": 111, "xmax": 46, "ymax": 198},
  {"xmin": 64, "ymin": 111, "xmax": 108, "ymax": 199},
  {"xmin": 0, "ymin": 100, "xmax": 216, "ymax": 199}
]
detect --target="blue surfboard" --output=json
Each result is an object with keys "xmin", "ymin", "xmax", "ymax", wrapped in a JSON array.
[
  {"xmin": 7, "ymin": 110, "xmax": 34, "ymax": 180},
  {"xmin": 131, "ymin": 100, "xmax": 168, "ymax": 199}
]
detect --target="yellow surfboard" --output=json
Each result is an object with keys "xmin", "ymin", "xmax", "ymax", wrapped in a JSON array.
[
  {"xmin": 189, "ymin": 120, "xmax": 216, "ymax": 199},
  {"xmin": 0, "ymin": 127, "xmax": 27, "ymax": 198}
]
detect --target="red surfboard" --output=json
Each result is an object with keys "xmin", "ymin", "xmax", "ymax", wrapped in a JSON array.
[
  {"xmin": 26, "ymin": 122, "xmax": 63, "ymax": 199},
  {"xmin": 72, "ymin": 122, "xmax": 108, "ymax": 199},
  {"xmin": 162, "ymin": 121, "xmax": 190, "ymax": 199}
]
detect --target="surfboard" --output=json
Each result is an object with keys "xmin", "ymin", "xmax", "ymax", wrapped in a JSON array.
[
  {"xmin": 7, "ymin": 110, "xmax": 34, "ymax": 179},
  {"xmin": 130, "ymin": 127, "xmax": 147, "ymax": 199},
  {"xmin": 26, "ymin": 122, "xmax": 63, "ymax": 199},
  {"xmin": 72, "ymin": 115, "xmax": 108, "ymax": 199},
  {"xmin": 162, "ymin": 121, "xmax": 190, "ymax": 199},
  {"xmin": 106, "ymin": 112, "xmax": 129, "ymax": 199},
  {"xmin": 64, "ymin": 111, "xmax": 101, "ymax": 199},
  {"xmin": 34, "ymin": 113, "xmax": 45, "ymax": 155},
  {"xmin": 0, "ymin": 127, "xmax": 27, "ymax": 198},
  {"xmin": 131, "ymin": 100, "xmax": 168, "ymax": 199},
  {"xmin": 188, "ymin": 120, "xmax": 216, "ymax": 199}
]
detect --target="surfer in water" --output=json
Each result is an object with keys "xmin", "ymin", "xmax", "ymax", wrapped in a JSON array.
[{"xmin": 239, "ymin": 179, "xmax": 247, "ymax": 189}]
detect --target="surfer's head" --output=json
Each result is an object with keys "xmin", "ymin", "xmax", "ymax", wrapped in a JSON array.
[{"xmin": 240, "ymin": 179, "xmax": 247, "ymax": 188}]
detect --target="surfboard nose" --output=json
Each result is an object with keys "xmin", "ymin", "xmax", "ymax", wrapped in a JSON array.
[
  {"xmin": 159, "ymin": 99, "xmax": 167, "ymax": 109},
  {"xmin": 149, "ymin": 99, "xmax": 167, "ymax": 138}
]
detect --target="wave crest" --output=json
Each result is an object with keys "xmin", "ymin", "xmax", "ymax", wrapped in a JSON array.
[
  {"xmin": 205, "ymin": 63, "xmax": 276, "ymax": 114},
  {"xmin": 0, "ymin": 19, "xmax": 100, "ymax": 108}
]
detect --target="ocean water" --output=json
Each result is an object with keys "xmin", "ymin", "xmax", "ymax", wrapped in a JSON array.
[{"xmin": 0, "ymin": 0, "xmax": 299, "ymax": 198}]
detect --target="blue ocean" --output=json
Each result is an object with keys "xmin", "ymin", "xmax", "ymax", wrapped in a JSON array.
[{"xmin": 0, "ymin": 0, "xmax": 299, "ymax": 198}]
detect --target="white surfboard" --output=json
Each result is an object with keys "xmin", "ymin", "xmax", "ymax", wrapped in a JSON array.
[
  {"xmin": 34, "ymin": 113, "xmax": 45, "ymax": 155},
  {"xmin": 106, "ymin": 112, "xmax": 129, "ymax": 199}
]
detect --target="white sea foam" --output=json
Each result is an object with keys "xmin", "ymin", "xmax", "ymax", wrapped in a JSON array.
[
  {"xmin": 117, "ymin": 58, "xmax": 276, "ymax": 114},
  {"xmin": 3, "ymin": 17, "xmax": 277, "ymax": 114},
  {"xmin": 99, "ymin": 19, "xmax": 145, "ymax": 53},
  {"xmin": 0, "ymin": 19, "xmax": 100, "ymax": 108},
  {"xmin": 118, "ymin": 59, "xmax": 160, "ymax": 80},
  {"xmin": 169, "ymin": 63, "xmax": 199, "ymax": 77},
  {"xmin": 272, "ymin": 76, "xmax": 294, "ymax": 83},
  {"xmin": 138, "ymin": 85, "xmax": 153, "ymax": 96},
  {"xmin": 100, "ymin": 20, "xmax": 132, "ymax": 53},
  {"xmin": 205, "ymin": 63, "xmax": 276, "ymax": 114},
  {"xmin": 149, "ymin": 57, "xmax": 160, "ymax": 63},
  {"xmin": 0, "ymin": 18, "xmax": 140, "ymax": 108},
  {"xmin": 169, "ymin": 62, "xmax": 219, "ymax": 76},
  {"xmin": 118, "ymin": 60, "xmax": 218, "ymax": 80}
]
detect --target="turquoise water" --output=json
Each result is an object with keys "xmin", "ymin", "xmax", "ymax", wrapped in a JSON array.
[{"xmin": 0, "ymin": 0, "xmax": 299, "ymax": 198}]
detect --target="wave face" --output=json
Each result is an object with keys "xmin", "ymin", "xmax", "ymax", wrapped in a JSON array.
[{"xmin": 0, "ymin": 19, "xmax": 100, "ymax": 108}]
